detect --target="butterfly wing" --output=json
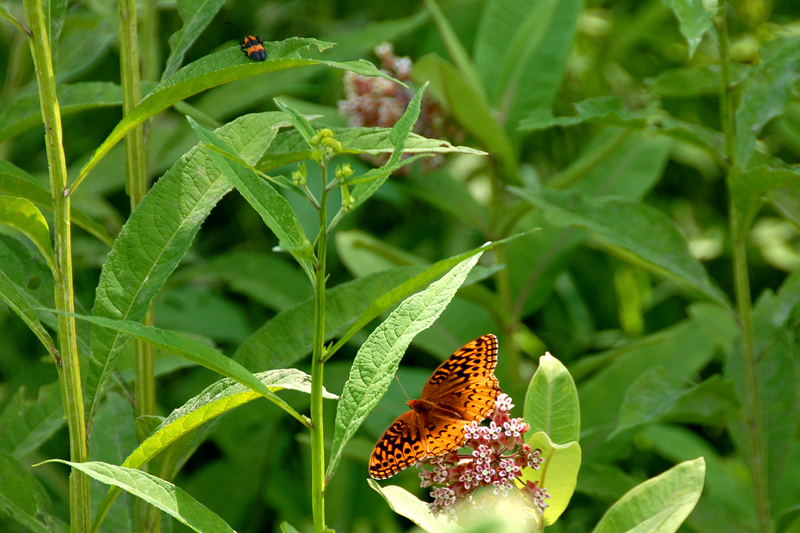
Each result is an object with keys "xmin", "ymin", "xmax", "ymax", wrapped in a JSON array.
[
  {"xmin": 369, "ymin": 410, "xmax": 428, "ymax": 479},
  {"xmin": 422, "ymin": 334, "xmax": 501, "ymax": 420}
]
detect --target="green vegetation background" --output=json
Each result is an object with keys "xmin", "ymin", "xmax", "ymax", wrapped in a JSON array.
[{"xmin": 1, "ymin": 0, "xmax": 800, "ymax": 531}]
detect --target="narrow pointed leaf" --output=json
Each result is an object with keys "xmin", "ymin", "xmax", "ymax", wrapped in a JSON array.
[
  {"xmin": 73, "ymin": 38, "xmax": 397, "ymax": 190},
  {"xmin": 658, "ymin": 0, "xmax": 714, "ymax": 58},
  {"xmin": 327, "ymin": 252, "xmax": 483, "ymax": 479},
  {"xmin": 0, "ymin": 266, "xmax": 58, "ymax": 361},
  {"xmin": 46, "ymin": 460, "xmax": 235, "ymax": 533},
  {"xmin": 162, "ymin": 0, "xmax": 226, "ymax": 80}
]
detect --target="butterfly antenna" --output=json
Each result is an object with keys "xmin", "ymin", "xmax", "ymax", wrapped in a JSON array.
[{"xmin": 394, "ymin": 375, "xmax": 411, "ymax": 401}]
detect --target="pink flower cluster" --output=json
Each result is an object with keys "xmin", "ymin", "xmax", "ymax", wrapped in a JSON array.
[
  {"xmin": 338, "ymin": 42, "xmax": 461, "ymax": 172},
  {"xmin": 416, "ymin": 394, "xmax": 550, "ymax": 523}
]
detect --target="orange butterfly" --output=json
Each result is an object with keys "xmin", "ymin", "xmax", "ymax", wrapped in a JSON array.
[{"xmin": 369, "ymin": 334, "xmax": 502, "ymax": 479}]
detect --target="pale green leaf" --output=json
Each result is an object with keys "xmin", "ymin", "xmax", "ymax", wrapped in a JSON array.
[
  {"xmin": 327, "ymin": 252, "xmax": 483, "ymax": 479},
  {"xmin": 368, "ymin": 480, "xmax": 453, "ymax": 533},
  {"xmin": 592, "ymin": 458, "xmax": 706, "ymax": 533},
  {"xmin": 524, "ymin": 353, "xmax": 580, "ymax": 444},
  {"xmin": 519, "ymin": 432, "xmax": 581, "ymax": 526},
  {"xmin": 46, "ymin": 460, "xmax": 235, "ymax": 533}
]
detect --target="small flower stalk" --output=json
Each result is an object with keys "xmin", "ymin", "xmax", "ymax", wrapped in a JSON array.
[{"xmin": 416, "ymin": 394, "xmax": 550, "ymax": 523}]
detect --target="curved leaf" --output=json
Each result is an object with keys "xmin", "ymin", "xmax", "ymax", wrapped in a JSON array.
[
  {"xmin": 524, "ymin": 353, "xmax": 580, "ymax": 444},
  {"xmin": 592, "ymin": 458, "xmax": 706, "ymax": 533},
  {"xmin": 327, "ymin": 251, "xmax": 483, "ymax": 479},
  {"xmin": 162, "ymin": 0, "xmax": 226, "ymax": 80},
  {"xmin": 0, "ymin": 452, "xmax": 67, "ymax": 533},
  {"xmin": 85, "ymin": 112, "xmax": 287, "ymax": 425},
  {"xmin": 72, "ymin": 38, "xmax": 396, "ymax": 191},
  {"xmin": 368, "ymin": 479, "xmax": 452, "ymax": 533},
  {"xmin": 45, "ymin": 460, "xmax": 235, "ymax": 533},
  {"xmin": 0, "ymin": 266, "xmax": 57, "ymax": 361},
  {"xmin": 0, "ymin": 196, "xmax": 56, "ymax": 277}
]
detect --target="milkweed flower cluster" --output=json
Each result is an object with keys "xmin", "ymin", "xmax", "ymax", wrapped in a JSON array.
[
  {"xmin": 416, "ymin": 394, "xmax": 550, "ymax": 523},
  {"xmin": 338, "ymin": 42, "xmax": 461, "ymax": 172}
]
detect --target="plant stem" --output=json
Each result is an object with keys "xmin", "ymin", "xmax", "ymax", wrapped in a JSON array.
[
  {"xmin": 718, "ymin": 3, "xmax": 770, "ymax": 532},
  {"xmin": 22, "ymin": 0, "xmax": 90, "ymax": 530},
  {"xmin": 119, "ymin": 0, "xmax": 158, "ymax": 530},
  {"xmin": 310, "ymin": 162, "xmax": 329, "ymax": 533}
]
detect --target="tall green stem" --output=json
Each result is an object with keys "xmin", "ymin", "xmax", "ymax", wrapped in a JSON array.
[
  {"xmin": 310, "ymin": 164, "xmax": 329, "ymax": 533},
  {"xmin": 119, "ymin": 0, "xmax": 157, "ymax": 530},
  {"xmin": 22, "ymin": 0, "xmax": 90, "ymax": 531},
  {"xmin": 718, "ymin": 3, "xmax": 770, "ymax": 532}
]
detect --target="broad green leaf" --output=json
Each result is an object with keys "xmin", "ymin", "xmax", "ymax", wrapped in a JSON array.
[
  {"xmin": 86, "ymin": 112, "xmax": 287, "ymax": 424},
  {"xmin": 187, "ymin": 116, "xmax": 314, "ymax": 276},
  {"xmin": 47, "ymin": 460, "xmax": 235, "ymax": 533},
  {"xmin": 666, "ymin": 375, "xmax": 739, "ymax": 425},
  {"xmin": 478, "ymin": 0, "xmax": 582, "ymax": 130},
  {"xmin": 0, "ymin": 265, "xmax": 58, "ymax": 361},
  {"xmin": 413, "ymin": 54, "xmax": 516, "ymax": 181},
  {"xmin": 578, "ymin": 303, "xmax": 737, "ymax": 459},
  {"xmin": 658, "ymin": 0, "xmax": 713, "ymax": 58},
  {"xmin": 92, "ymin": 369, "xmax": 332, "ymax": 529},
  {"xmin": 592, "ymin": 458, "xmax": 706, "ymax": 533},
  {"xmin": 368, "ymin": 480, "xmax": 452, "ymax": 533},
  {"xmin": 259, "ymin": 124, "xmax": 485, "ymax": 173},
  {"xmin": 335, "ymin": 229, "xmax": 425, "ymax": 278},
  {"xmin": 234, "ymin": 266, "xmax": 425, "ymax": 371},
  {"xmin": 73, "ymin": 38, "xmax": 396, "ymax": 191},
  {"xmin": 327, "ymin": 252, "xmax": 483, "ymax": 479},
  {"xmin": 518, "ymin": 431, "xmax": 581, "ymax": 525},
  {"xmin": 524, "ymin": 353, "xmax": 580, "ymax": 444},
  {"xmin": 351, "ymin": 84, "xmax": 428, "ymax": 209},
  {"xmin": 611, "ymin": 367, "xmax": 686, "ymax": 438},
  {"xmin": 325, "ymin": 238, "xmax": 516, "ymax": 361},
  {"xmin": 66, "ymin": 312, "xmax": 309, "ymax": 426},
  {"xmin": 399, "ymin": 171, "xmax": 492, "ymax": 234},
  {"xmin": 0, "ymin": 159, "xmax": 113, "ymax": 245},
  {"xmin": 162, "ymin": 0, "xmax": 226, "ymax": 80},
  {"xmin": 645, "ymin": 64, "xmax": 751, "ymax": 97},
  {"xmin": 174, "ymin": 250, "xmax": 311, "ymax": 311},
  {"xmin": 728, "ymin": 166, "xmax": 800, "ymax": 232},
  {"xmin": 44, "ymin": 0, "xmax": 67, "ymax": 58},
  {"xmin": 0, "ymin": 381, "xmax": 63, "ymax": 459},
  {"xmin": 510, "ymin": 188, "xmax": 732, "ymax": 311},
  {"xmin": 0, "ymin": 451, "xmax": 67, "ymax": 533},
  {"xmin": 736, "ymin": 36, "xmax": 800, "ymax": 169},
  {"xmin": 90, "ymin": 393, "xmax": 136, "ymax": 533},
  {"xmin": 0, "ymin": 196, "xmax": 57, "ymax": 276}
]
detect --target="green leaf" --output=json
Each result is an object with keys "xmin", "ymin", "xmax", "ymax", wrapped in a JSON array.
[
  {"xmin": 273, "ymin": 99, "xmax": 317, "ymax": 144},
  {"xmin": 0, "ymin": 381, "xmax": 63, "ymax": 459},
  {"xmin": 92, "ymin": 369, "xmax": 331, "ymax": 529},
  {"xmin": 367, "ymin": 479, "xmax": 452, "ymax": 533},
  {"xmin": 519, "ymin": 432, "xmax": 581, "ymax": 526},
  {"xmin": 85, "ymin": 112, "xmax": 287, "ymax": 425},
  {"xmin": 0, "ymin": 196, "xmax": 57, "ymax": 277},
  {"xmin": 0, "ymin": 159, "xmax": 113, "ymax": 246},
  {"xmin": 351, "ymin": 83, "xmax": 428, "ymax": 209},
  {"xmin": 611, "ymin": 367, "xmax": 686, "ymax": 438},
  {"xmin": 0, "ymin": 451, "xmax": 67, "ymax": 533},
  {"xmin": 327, "ymin": 251, "xmax": 483, "ymax": 479},
  {"xmin": 592, "ymin": 458, "xmax": 706, "ymax": 533},
  {"xmin": 90, "ymin": 393, "xmax": 137, "ymax": 533},
  {"xmin": 413, "ymin": 54, "xmax": 516, "ymax": 182},
  {"xmin": 335, "ymin": 230, "xmax": 425, "ymax": 278},
  {"xmin": 735, "ymin": 36, "xmax": 800, "ymax": 169},
  {"xmin": 727, "ymin": 166, "xmax": 800, "ymax": 232},
  {"xmin": 658, "ymin": 0, "xmax": 714, "ymax": 58},
  {"xmin": 519, "ymin": 97, "xmax": 649, "ymax": 131},
  {"xmin": 187, "ymin": 116, "xmax": 314, "ymax": 276},
  {"xmin": 645, "ymin": 64, "xmax": 751, "ymax": 97},
  {"xmin": 280, "ymin": 523, "xmax": 302, "ymax": 533},
  {"xmin": 259, "ymin": 124, "xmax": 484, "ymax": 173},
  {"xmin": 475, "ymin": 0, "xmax": 582, "ymax": 130},
  {"xmin": 162, "ymin": 0, "xmax": 226, "ymax": 80},
  {"xmin": 43, "ymin": 0, "xmax": 67, "ymax": 59},
  {"xmin": 0, "ymin": 265, "xmax": 58, "ymax": 361},
  {"xmin": 510, "ymin": 188, "xmax": 732, "ymax": 311},
  {"xmin": 399, "ymin": 171, "xmax": 492, "ymax": 234},
  {"xmin": 73, "ymin": 38, "xmax": 396, "ymax": 191},
  {"xmin": 524, "ymin": 353, "xmax": 580, "ymax": 444},
  {"xmin": 0, "ymin": 3, "xmax": 29, "ymax": 37},
  {"xmin": 65, "ymin": 311, "xmax": 309, "ymax": 426},
  {"xmin": 46, "ymin": 460, "xmax": 236, "ymax": 533}
]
